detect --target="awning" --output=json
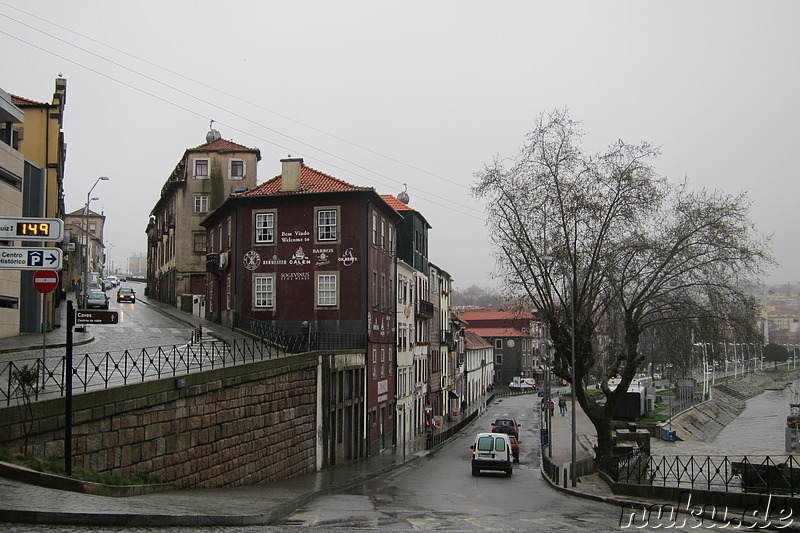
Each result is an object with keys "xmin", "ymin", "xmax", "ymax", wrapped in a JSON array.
[{"xmin": 448, "ymin": 390, "xmax": 460, "ymax": 399}]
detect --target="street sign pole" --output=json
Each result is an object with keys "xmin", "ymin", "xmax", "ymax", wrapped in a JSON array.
[{"xmin": 65, "ymin": 300, "xmax": 74, "ymax": 476}]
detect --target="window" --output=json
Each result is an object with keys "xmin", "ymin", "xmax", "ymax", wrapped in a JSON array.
[
  {"xmin": 381, "ymin": 348, "xmax": 385, "ymax": 377},
  {"xmin": 496, "ymin": 352, "xmax": 503, "ymax": 365},
  {"xmin": 316, "ymin": 208, "xmax": 338, "ymax": 242},
  {"xmin": 372, "ymin": 272, "xmax": 378, "ymax": 307},
  {"xmin": 372, "ymin": 348, "xmax": 377, "ymax": 379},
  {"xmin": 495, "ymin": 338, "xmax": 503, "ymax": 350},
  {"xmin": 388, "ymin": 227, "xmax": 394, "ymax": 255},
  {"xmin": 229, "ymin": 159, "xmax": 245, "ymax": 179},
  {"xmin": 317, "ymin": 273, "xmax": 338, "ymax": 307},
  {"xmin": 372, "ymin": 211, "xmax": 377, "ymax": 245},
  {"xmin": 194, "ymin": 158, "xmax": 209, "ymax": 178},
  {"xmin": 225, "ymin": 275, "xmax": 231, "ymax": 310},
  {"xmin": 227, "ymin": 217, "xmax": 232, "ymax": 248},
  {"xmin": 193, "ymin": 232, "xmax": 206, "ymax": 253},
  {"xmin": 254, "ymin": 274, "xmax": 275, "ymax": 308},
  {"xmin": 208, "ymin": 231, "xmax": 214, "ymax": 253},
  {"xmin": 381, "ymin": 219, "xmax": 385, "ymax": 248},
  {"xmin": 254, "ymin": 211, "xmax": 275, "ymax": 244},
  {"xmin": 389, "ymin": 347, "xmax": 393, "ymax": 375},
  {"xmin": 194, "ymin": 195, "xmax": 208, "ymax": 213}
]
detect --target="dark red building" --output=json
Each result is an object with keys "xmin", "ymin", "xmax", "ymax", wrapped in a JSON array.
[{"xmin": 202, "ymin": 158, "xmax": 402, "ymax": 456}]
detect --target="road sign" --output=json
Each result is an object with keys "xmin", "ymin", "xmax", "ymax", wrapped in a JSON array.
[
  {"xmin": 0, "ymin": 217, "xmax": 64, "ymax": 242},
  {"xmin": 0, "ymin": 247, "xmax": 63, "ymax": 270},
  {"xmin": 75, "ymin": 310, "xmax": 119, "ymax": 325},
  {"xmin": 32, "ymin": 270, "xmax": 59, "ymax": 294}
]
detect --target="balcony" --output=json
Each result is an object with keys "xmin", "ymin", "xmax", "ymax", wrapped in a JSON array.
[{"xmin": 418, "ymin": 299, "xmax": 434, "ymax": 319}]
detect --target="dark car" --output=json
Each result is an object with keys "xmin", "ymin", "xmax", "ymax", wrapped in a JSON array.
[
  {"xmin": 86, "ymin": 290, "xmax": 109, "ymax": 309},
  {"xmin": 117, "ymin": 287, "xmax": 136, "ymax": 303},
  {"xmin": 491, "ymin": 418, "xmax": 520, "ymax": 439}
]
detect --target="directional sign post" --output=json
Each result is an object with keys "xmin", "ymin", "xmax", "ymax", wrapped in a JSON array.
[
  {"xmin": 0, "ymin": 247, "xmax": 62, "ymax": 270},
  {"xmin": 75, "ymin": 310, "xmax": 119, "ymax": 325},
  {"xmin": 32, "ymin": 270, "xmax": 59, "ymax": 294}
]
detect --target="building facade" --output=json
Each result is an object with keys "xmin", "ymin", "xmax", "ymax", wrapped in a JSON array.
[
  {"xmin": 459, "ymin": 308, "xmax": 544, "ymax": 386},
  {"xmin": 146, "ymin": 130, "xmax": 260, "ymax": 311},
  {"xmin": 0, "ymin": 88, "xmax": 25, "ymax": 338},
  {"xmin": 64, "ymin": 207, "xmax": 106, "ymax": 296},
  {"xmin": 202, "ymin": 158, "xmax": 402, "ymax": 458},
  {"xmin": 8, "ymin": 78, "xmax": 67, "ymax": 333}
]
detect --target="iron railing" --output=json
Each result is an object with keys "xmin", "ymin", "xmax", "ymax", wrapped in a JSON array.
[
  {"xmin": 599, "ymin": 453, "xmax": 800, "ymax": 496},
  {"xmin": 234, "ymin": 315, "xmax": 366, "ymax": 353},
  {"xmin": 0, "ymin": 337, "xmax": 286, "ymax": 407}
]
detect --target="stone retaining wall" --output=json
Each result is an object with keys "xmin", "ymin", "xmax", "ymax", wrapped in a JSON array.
[
  {"xmin": 0, "ymin": 352, "xmax": 319, "ymax": 489},
  {"xmin": 668, "ymin": 370, "xmax": 800, "ymax": 442}
]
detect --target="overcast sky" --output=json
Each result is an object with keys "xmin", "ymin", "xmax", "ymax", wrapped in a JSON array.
[{"xmin": 3, "ymin": 1, "xmax": 798, "ymax": 290}]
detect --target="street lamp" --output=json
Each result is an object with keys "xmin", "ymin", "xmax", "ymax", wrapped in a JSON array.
[
  {"xmin": 105, "ymin": 242, "xmax": 116, "ymax": 276},
  {"xmin": 570, "ymin": 270, "xmax": 577, "ymax": 487},
  {"xmin": 82, "ymin": 176, "xmax": 109, "ymax": 307}
]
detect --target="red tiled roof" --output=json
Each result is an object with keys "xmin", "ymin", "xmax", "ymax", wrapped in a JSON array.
[
  {"xmin": 464, "ymin": 330, "xmax": 493, "ymax": 350},
  {"xmin": 189, "ymin": 138, "xmax": 260, "ymax": 155},
  {"xmin": 380, "ymin": 194, "xmax": 413, "ymax": 211},
  {"xmin": 467, "ymin": 327, "xmax": 529, "ymax": 338},
  {"xmin": 459, "ymin": 309, "xmax": 534, "ymax": 322},
  {"xmin": 241, "ymin": 164, "xmax": 372, "ymax": 197},
  {"xmin": 10, "ymin": 94, "xmax": 47, "ymax": 106}
]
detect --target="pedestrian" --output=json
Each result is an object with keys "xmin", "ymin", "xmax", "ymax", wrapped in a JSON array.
[
  {"xmin": 558, "ymin": 396, "xmax": 567, "ymax": 416},
  {"xmin": 549, "ymin": 399, "xmax": 555, "ymax": 417}
]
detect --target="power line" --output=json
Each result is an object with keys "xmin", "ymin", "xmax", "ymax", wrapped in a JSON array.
[
  {"xmin": 0, "ymin": 22, "xmax": 482, "ymax": 220},
  {"xmin": 0, "ymin": 3, "xmax": 476, "ymax": 193}
]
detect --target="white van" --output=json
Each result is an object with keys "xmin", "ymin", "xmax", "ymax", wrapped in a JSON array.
[{"xmin": 470, "ymin": 432, "xmax": 513, "ymax": 477}]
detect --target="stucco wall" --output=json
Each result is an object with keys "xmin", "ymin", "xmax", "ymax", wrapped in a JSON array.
[{"xmin": 0, "ymin": 353, "xmax": 319, "ymax": 489}]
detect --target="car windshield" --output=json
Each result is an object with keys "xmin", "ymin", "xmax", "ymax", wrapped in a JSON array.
[
  {"xmin": 119, "ymin": 288, "xmax": 133, "ymax": 294},
  {"xmin": 88, "ymin": 293, "xmax": 104, "ymax": 300}
]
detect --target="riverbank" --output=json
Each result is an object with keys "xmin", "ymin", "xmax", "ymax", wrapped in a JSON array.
[{"xmin": 653, "ymin": 369, "xmax": 800, "ymax": 456}]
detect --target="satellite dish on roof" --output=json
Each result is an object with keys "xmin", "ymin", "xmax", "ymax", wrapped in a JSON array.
[
  {"xmin": 397, "ymin": 183, "xmax": 409, "ymax": 204},
  {"xmin": 206, "ymin": 119, "xmax": 222, "ymax": 143}
]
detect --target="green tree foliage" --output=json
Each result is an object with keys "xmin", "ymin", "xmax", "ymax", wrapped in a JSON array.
[
  {"xmin": 473, "ymin": 108, "xmax": 772, "ymax": 456},
  {"xmin": 763, "ymin": 343, "xmax": 790, "ymax": 369}
]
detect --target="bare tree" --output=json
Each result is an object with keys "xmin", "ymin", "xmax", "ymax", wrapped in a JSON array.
[{"xmin": 473, "ymin": 108, "xmax": 772, "ymax": 457}]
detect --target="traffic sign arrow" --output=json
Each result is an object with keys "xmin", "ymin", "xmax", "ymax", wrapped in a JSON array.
[{"xmin": 0, "ymin": 247, "xmax": 63, "ymax": 270}]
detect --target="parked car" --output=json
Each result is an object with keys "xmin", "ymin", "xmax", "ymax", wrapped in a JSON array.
[
  {"xmin": 470, "ymin": 432, "xmax": 513, "ymax": 477},
  {"xmin": 508, "ymin": 434, "xmax": 520, "ymax": 462},
  {"xmin": 117, "ymin": 287, "xmax": 135, "ymax": 303},
  {"xmin": 107, "ymin": 275, "xmax": 119, "ymax": 287},
  {"xmin": 86, "ymin": 290, "xmax": 109, "ymax": 309},
  {"xmin": 491, "ymin": 418, "xmax": 520, "ymax": 439}
]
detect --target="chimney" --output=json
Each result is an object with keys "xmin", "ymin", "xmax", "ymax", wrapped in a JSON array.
[{"xmin": 281, "ymin": 157, "xmax": 303, "ymax": 192}]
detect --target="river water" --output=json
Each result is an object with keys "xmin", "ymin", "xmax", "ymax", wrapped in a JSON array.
[{"xmin": 712, "ymin": 381, "xmax": 799, "ymax": 454}]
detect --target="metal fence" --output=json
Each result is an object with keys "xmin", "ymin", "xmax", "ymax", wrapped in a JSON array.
[
  {"xmin": 599, "ymin": 452, "xmax": 800, "ymax": 496},
  {"xmin": 2, "ymin": 317, "xmax": 370, "ymax": 407},
  {"xmin": 234, "ymin": 315, "xmax": 366, "ymax": 352},
  {"xmin": 0, "ymin": 337, "xmax": 286, "ymax": 407}
]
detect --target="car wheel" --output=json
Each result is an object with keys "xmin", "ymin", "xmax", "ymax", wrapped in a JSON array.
[
  {"xmin": 507, "ymin": 468, "xmax": 513, "ymax": 477},
  {"xmin": 472, "ymin": 468, "xmax": 478, "ymax": 476}
]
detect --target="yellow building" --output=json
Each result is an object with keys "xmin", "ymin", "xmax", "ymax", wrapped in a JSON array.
[{"xmin": 9, "ymin": 77, "xmax": 67, "ymax": 333}]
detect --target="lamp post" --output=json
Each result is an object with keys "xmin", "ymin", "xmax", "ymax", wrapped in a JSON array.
[
  {"xmin": 82, "ymin": 176, "xmax": 109, "ymax": 307},
  {"xmin": 105, "ymin": 242, "xmax": 116, "ymax": 276},
  {"xmin": 570, "ymin": 269, "xmax": 577, "ymax": 487}
]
